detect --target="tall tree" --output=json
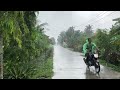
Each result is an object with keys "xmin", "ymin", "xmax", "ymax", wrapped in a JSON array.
[
  {"xmin": 84, "ymin": 25, "xmax": 93, "ymax": 38},
  {"xmin": 50, "ymin": 37, "xmax": 56, "ymax": 45}
]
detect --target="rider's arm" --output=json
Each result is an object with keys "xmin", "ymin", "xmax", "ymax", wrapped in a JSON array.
[
  {"xmin": 92, "ymin": 43, "xmax": 99, "ymax": 52},
  {"xmin": 83, "ymin": 43, "xmax": 88, "ymax": 54}
]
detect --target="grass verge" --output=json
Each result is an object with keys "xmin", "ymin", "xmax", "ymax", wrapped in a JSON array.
[
  {"xmin": 33, "ymin": 57, "xmax": 53, "ymax": 79},
  {"xmin": 100, "ymin": 59, "xmax": 120, "ymax": 72}
]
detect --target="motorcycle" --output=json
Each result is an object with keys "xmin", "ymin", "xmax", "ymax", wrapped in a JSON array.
[{"xmin": 83, "ymin": 50, "xmax": 100, "ymax": 74}]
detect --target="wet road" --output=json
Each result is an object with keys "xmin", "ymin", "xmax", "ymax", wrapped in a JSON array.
[{"xmin": 52, "ymin": 45, "xmax": 120, "ymax": 79}]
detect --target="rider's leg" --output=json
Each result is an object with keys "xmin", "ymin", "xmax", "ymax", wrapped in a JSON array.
[
  {"xmin": 91, "ymin": 54, "xmax": 94, "ymax": 65},
  {"xmin": 85, "ymin": 53, "xmax": 89, "ymax": 64}
]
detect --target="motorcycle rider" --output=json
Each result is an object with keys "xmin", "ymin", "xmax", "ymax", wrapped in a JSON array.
[{"xmin": 83, "ymin": 38, "xmax": 98, "ymax": 65}]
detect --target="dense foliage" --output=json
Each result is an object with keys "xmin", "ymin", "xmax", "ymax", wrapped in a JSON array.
[{"xmin": 0, "ymin": 11, "xmax": 53, "ymax": 79}]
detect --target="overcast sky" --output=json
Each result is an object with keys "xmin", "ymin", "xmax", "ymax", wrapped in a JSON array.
[{"xmin": 37, "ymin": 11, "xmax": 120, "ymax": 41}]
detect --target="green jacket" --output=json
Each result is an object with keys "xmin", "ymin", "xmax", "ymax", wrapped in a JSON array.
[{"xmin": 83, "ymin": 39, "xmax": 97, "ymax": 56}]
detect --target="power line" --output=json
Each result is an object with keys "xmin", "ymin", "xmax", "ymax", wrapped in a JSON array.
[
  {"xmin": 90, "ymin": 11, "xmax": 116, "ymax": 25},
  {"xmin": 74, "ymin": 11, "xmax": 109, "ymax": 28},
  {"xmin": 88, "ymin": 11, "xmax": 119, "ymax": 30},
  {"xmin": 93, "ymin": 11, "xmax": 120, "ymax": 29},
  {"xmin": 75, "ymin": 11, "xmax": 117, "ymax": 30},
  {"xmin": 85, "ymin": 11, "xmax": 109, "ymax": 24}
]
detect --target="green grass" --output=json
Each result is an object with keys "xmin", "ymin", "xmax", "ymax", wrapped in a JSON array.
[
  {"xmin": 33, "ymin": 57, "xmax": 53, "ymax": 79},
  {"xmin": 100, "ymin": 59, "xmax": 120, "ymax": 72}
]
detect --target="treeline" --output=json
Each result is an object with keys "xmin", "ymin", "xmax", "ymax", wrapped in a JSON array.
[
  {"xmin": 0, "ymin": 11, "xmax": 54, "ymax": 79},
  {"xmin": 50, "ymin": 37, "xmax": 56, "ymax": 45},
  {"xmin": 57, "ymin": 25, "xmax": 93, "ymax": 51},
  {"xmin": 57, "ymin": 18, "xmax": 120, "ymax": 66}
]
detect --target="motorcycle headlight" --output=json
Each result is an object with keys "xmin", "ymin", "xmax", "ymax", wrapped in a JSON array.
[{"xmin": 94, "ymin": 54, "xmax": 98, "ymax": 58}]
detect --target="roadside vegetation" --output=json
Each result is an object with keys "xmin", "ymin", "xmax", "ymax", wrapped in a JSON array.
[{"xmin": 0, "ymin": 11, "xmax": 55, "ymax": 79}]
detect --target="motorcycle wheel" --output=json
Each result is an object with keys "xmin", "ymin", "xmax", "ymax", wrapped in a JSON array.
[{"xmin": 95, "ymin": 62, "xmax": 100, "ymax": 74}]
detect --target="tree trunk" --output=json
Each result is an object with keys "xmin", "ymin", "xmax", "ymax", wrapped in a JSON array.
[{"xmin": 0, "ymin": 34, "xmax": 3, "ymax": 79}]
